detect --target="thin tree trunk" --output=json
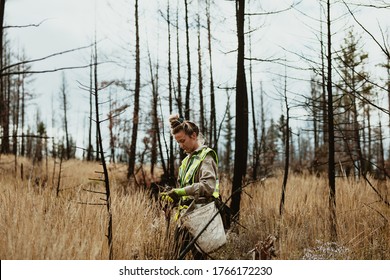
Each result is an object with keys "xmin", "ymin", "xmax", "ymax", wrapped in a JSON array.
[
  {"xmin": 311, "ymin": 78, "xmax": 319, "ymax": 158},
  {"xmin": 367, "ymin": 106, "xmax": 371, "ymax": 170},
  {"xmin": 148, "ymin": 51, "xmax": 158, "ymax": 177},
  {"xmin": 60, "ymin": 74, "xmax": 70, "ymax": 160},
  {"xmin": 197, "ymin": 3, "xmax": 205, "ymax": 133},
  {"xmin": 248, "ymin": 14, "xmax": 259, "ymax": 180},
  {"xmin": 176, "ymin": 0, "xmax": 182, "ymax": 117},
  {"xmin": 326, "ymin": 0, "xmax": 337, "ymax": 242},
  {"xmin": 206, "ymin": 0, "xmax": 217, "ymax": 150},
  {"xmin": 176, "ymin": 1, "xmax": 184, "ymax": 160},
  {"xmin": 87, "ymin": 50, "xmax": 93, "ymax": 161},
  {"xmin": 13, "ymin": 66, "xmax": 21, "ymax": 157},
  {"xmin": 224, "ymin": 90, "xmax": 232, "ymax": 174},
  {"xmin": 93, "ymin": 37, "xmax": 100, "ymax": 162},
  {"xmin": 167, "ymin": 0, "xmax": 175, "ymax": 180},
  {"xmin": 21, "ymin": 73, "xmax": 26, "ymax": 156},
  {"xmin": 259, "ymin": 83, "xmax": 266, "ymax": 176},
  {"xmin": 320, "ymin": 4, "xmax": 328, "ymax": 145},
  {"xmin": 279, "ymin": 74, "xmax": 290, "ymax": 216},
  {"xmin": 93, "ymin": 43, "xmax": 113, "ymax": 260},
  {"xmin": 184, "ymin": 0, "xmax": 191, "ymax": 120},
  {"xmin": 378, "ymin": 119, "xmax": 385, "ymax": 179},
  {"xmin": 128, "ymin": 0, "xmax": 141, "ymax": 180},
  {"xmin": 108, "ymin": 92, "xmax": 115, "ymax": 164}
]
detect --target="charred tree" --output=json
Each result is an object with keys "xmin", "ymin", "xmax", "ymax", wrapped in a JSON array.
[
  {"xmin": 326, "ymin": 0, "xmax": 337, "ymax": 242},
  {"xmin": 92, "ymin": 38, "xmax": 113, "ymax": 260},
  {"xmin": 128, "ymin": 0, "xmax": 141, "ymax": 180},
  {"xmin": 231, "ymin": 0, "xmax": 248, "ymax": 222},
  {"xmin": 87, "ymin": 50, "xmax": 94, "ymax": 161},
  {"xmin": 184, "ymin": 0, "xmax": 191, "ymax": 120},
  {"xmin": 166, "ymin": 0, "xmax": 175, "ymax": 180},
  {"xmin": 197, "ymin": 2, "xmax": 205, "ymax": 134},
  {"xmin": 206, "ymin": 0, "xmax": 217, "ymax": 150},
  {"xmin": 279, "ymin": 75, "xmax": 290, "ymax": 216},
  {"xmin": 248, "ymin": 14, "xmax": 259, "ymax": 180},
  {"xmin": 176, "ymin": 1, "xmax": 185, "ymax": 160},
  {"xmin": 59, "ymin": 74, "xmax": 71, "ymax": 160}
]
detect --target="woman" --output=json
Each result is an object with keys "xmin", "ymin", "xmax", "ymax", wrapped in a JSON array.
[{"xmin": 163, "ymin": 114, "xmax": 220, "ymax": 259}]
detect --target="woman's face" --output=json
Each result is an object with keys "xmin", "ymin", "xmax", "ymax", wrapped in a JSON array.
[{"xmin": 174, "ymin": 130, "xmax": 199, "ymax": 153}]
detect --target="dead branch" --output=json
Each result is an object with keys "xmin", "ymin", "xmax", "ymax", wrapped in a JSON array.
[
  {"xmin": 0, "ymin": 43, "xmax": 94, "ymax": 73},
  {"xmin": 245, "ymin": 1, "xmax": 302, "ymax": 16},
  {"xmin": 4, "ymin": 19, "xmax": 50, "ymax": 29}
]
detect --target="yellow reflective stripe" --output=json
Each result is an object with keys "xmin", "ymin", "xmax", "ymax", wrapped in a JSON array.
[
  {"xmin": 212, "ymin": 179, "xmax": 220, "ymax": 198},
  {"xmin": 178, "ymin": 155, "xmax": 190, "ymax": 184},
  {"xmin": 184, "ymin": 148, "xmax": 210, "ymax": 186},
  {"xmin": 178, "ymin": 147, "xmax": 220, "ymax": 198}
]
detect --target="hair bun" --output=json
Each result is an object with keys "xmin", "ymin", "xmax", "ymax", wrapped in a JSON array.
[
  {"xmin": 169, "ymin": 113, "xmax": 199, "ymax": 137},
  {"xmin": 169, "ymin": 114, "xmax": 181, "ymax": 131}
]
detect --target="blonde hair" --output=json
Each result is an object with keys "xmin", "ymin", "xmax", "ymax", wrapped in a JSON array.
[{"xmin": 169, "ymin": 114, "xmax": 205, "ymax": 145}]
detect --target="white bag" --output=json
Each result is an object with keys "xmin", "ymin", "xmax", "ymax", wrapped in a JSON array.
[{"xmin": 181, "ymin": 201, "xmax": 227, "ymax": 254}]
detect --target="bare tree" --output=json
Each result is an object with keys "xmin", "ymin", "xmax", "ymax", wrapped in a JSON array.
[
  {"xmin": 93, "ymin": 55, "xmax": 113, "ymax": 260},
  {"xmin": 279, "ymin": 73, "xmax": 290, "ymax": 216},
  {"xmin": 231, "ymin": 0, "xmax": 249, "ymax": 222},
  {"xmin": 247, "ymin": 13, "xmax": 259, "ymax": 180},
  {"xmin": 147, "ymin": 50, "xmax": 166, "ymax": 178},
  {"xmin": 197, "ymin": 1, "xmax": 205, "ymax": 134},
  {"xmin": 87, "ymin": 49, "xmax": 94, "ymax": 161},
  {"xmin": 206, "ymin": 0, "xmax": 217, "ymax": 150},
  {"xmin": 222, "ymin": 90, "xmax": 233, "ymax": 174},
  {"xmin": 326, "ymin": 0, "xmax": 337, "ymax": 242},
  {"xmin": 166, "ymin": 0, "xmax": 175, "ymax": 180},
  {"xmin": 128, "ymin": 0, "xmax": 141, "ymax": 181},
  {"xmin": 184, "ymin": 0, "xmax": 191, "ymax": 120},
  {"xmin": 59, "ymin": 73, "xmax": 71, "ymax": 159}
]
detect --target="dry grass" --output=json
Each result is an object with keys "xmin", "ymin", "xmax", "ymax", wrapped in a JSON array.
[
  {"xmin": 1, "ymin": 155, "xmax": 389, "ymax": 259},
  {"xmin": 216, "ymin": 172, "xmax": 390, "ymax": 260}
]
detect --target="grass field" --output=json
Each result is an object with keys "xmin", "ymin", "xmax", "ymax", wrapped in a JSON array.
[{"xmin": 1, "ymin": 155, "xmax": 389, "ymax": 260}]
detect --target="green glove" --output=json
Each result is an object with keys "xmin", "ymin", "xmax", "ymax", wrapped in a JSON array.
[
  {"xmin": 171, "ymin": 188, "xmax": 186, "ymax": 196},
  {"xmin": 168, "ymin": 188, "xmax": 186, "ymax": 203},
  {"xmin": 160, "ymin": 188, "xmax": 186, "ymax": 204},
  {"xmin": 160, "ymin": 192, "xmax": 175, "ymax": 204}
]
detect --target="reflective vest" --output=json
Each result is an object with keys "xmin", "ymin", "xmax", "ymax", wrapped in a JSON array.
[{"xmin": 178, "ymin": 147, "xmax": 220, "ymax": 199}]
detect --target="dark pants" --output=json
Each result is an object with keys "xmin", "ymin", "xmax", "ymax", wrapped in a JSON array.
[{"xmin": 173, "ymin": 225, "xmax": 206, "ymax": 260}]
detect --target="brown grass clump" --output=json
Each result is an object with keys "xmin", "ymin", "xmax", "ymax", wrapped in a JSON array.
[{"xmin": 1, "ymin": 155, "xmax": 389, "ymax": 259}]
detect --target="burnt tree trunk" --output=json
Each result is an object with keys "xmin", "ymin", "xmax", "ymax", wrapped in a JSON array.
[
  {"xmin": 184, "ymin": 0, "xmax": 191, "ymax": 120},
  {"xmin": 197, "ymin": 4, "xmax": 205, "ymax": 134},
  {"xmin": 279, "ymin": 75, "xmax": 290, "ymax": 216},
  {"xmin": 231, "ymin": 0, "xmax": 248, "ymax": 223},
  {"xmin": 167, "ymin": 0, "xmax": 175, "ymax": 180},
  {"xmin": 326, "ymin": 0, "xmax": 337, "ymax": 242},
  {"xmin": 93, "ymin": 43, "xmax": 113, "ymax": 259},
  {"xmin": 206, "ymin": 0, "xmax": 217, "ymax": 150},
  {"xmin": 128, "ymin": 0, "xmax": 141, "ymax": 180}
]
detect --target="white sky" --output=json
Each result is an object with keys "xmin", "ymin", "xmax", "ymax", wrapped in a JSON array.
[{"xmin": 4, "ymin": 0, "xmax": 390, "ymax": 156}]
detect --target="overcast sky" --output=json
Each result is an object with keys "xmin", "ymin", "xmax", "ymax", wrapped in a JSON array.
[{"xmin": 4, "ymin": 0, "xmax": 390, "ymax": 156}]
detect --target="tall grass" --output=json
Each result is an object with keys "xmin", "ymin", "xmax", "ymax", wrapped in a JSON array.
[{"xmin": 1, "ymin": 156, "xmax": 389, "ymax": 259}]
